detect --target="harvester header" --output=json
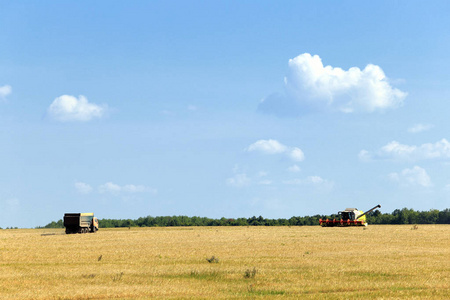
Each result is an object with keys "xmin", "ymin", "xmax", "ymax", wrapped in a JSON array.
[{"xmin": 319, "ymin": 204, "xmax": 381, "ymax": 227}]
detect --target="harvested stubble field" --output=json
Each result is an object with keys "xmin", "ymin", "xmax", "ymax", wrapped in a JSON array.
[{"xmin": 0, "ymin": 225, "xmax": 448, "ymax": 299}]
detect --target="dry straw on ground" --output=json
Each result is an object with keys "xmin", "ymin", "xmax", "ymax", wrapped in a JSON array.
[{"xmin": 0, "ymin": 225, "xmax": 448, "ymax": 299}]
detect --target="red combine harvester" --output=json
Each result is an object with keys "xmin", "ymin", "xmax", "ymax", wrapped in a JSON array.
[{"xmin": 319, "ymin": 204, "xmax": 381, "ymax": 227}]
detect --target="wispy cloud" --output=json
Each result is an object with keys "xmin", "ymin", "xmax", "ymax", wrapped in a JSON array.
[
  {"xmin": 47, "ymin": 95, "xmax": 107, "ymax": 122},
  {"xmin": 360, "ymin": 139, "xmax": 450, "ymax": 162},
  {"xmin": 283, "ymin": 175, "xmax": 334, "ymax": 189},
  {"xmin": 226, "ymin": 173, "xmax": 251, "ymax": 188},
  {"xmin": 75, "ymin": 181, "xmax": 156, "ymax": 195},
  {"xmin": 227, "ymin": 169, "xmax": 274, "ymax": 187},
  {"xmin": 259, "ymin": 53, "xmax": 406, "ymax": 116},
  {"xmin": 246, "ymin": 139, "xmax": 305, "ymax": 162},
  {"xmin": 98, "ymin": 182, "xmax": 156, "ymax": 194},
  {"xmin": 74, "ymin": 182, "xmax": 93, "ymax": 194},
  {"xmin": 388, "ymin": 166, "xmax": 432, "ymax": 187},
  {"xmin": 287, "ymin": 164, "xmax": 301, "ymax": 172},
  {"xmin": 0, "ymin": 85, "xmax": 12, "ymax": 102},
  {"xmin": 408, "ymin": 123, "xmax": 434, "ymax": 133},
  {"xmin": 256, "ymin": 171, "xmax": 272, "ymax": 185}
]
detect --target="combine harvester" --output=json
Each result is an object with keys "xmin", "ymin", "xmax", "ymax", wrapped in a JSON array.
[{"xmin": 319, "ymin": 204, "xmax": 381, "ymax": 227}]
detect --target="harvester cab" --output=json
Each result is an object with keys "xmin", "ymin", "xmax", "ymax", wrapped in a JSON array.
[
  {"xmin": 319, "ymin": 204, "xmax": 381, "ymax": 227},
  {"xmin": 339, "ymin": 208, "xmax": 363, "ymax": 221}
]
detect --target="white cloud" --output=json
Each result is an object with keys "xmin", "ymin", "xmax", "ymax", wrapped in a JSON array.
[
  {"xmin": 361, "ymin": 139, "xmax": 450, "ymax": 161},
  {"xmin": 259, "ymin": 53, "xmax": 406, "ymax": 115},
  {"xmin": 381, "ymin": 141, "xmax": 416, "ymax": 158},
  {"xmin": 388, "ymin": 166, "xmax": 432, "ymax": 187},
  {"xmin": 226, "ymin": 173, "xmax": 251, "ymax": 188},
  {"xmin": 257, "ymin": 171, "xmax": 268, "ymax": 177},
  {"xmin": 0, "ymin": 85, "xmax": 12, "ymax": 101},
  {"xmin": 307, "ymin": 176, "xmax": 325, "ymax": 184},
  {"xmin": 358, "ymin": 150, "xmax": 371, "ymax": 162},
  {"xmin": 227, "ymin": 170, "xmax": 273, "ymax": 187},
  {"xmin": 288, "ymin": 164, "xmax": 301, "ymax": 172},
  {"xmin": 247, "ymin": 139, "xmax": 287, "ymax": 154},
  {"xmin": 283, "ymin": 175, "xmax": 334, "ymax": 189},
  {"xmin": 98, "ymin": 182, "xmax": 156, "ymax": 194},
  {"xmin": 47, "ymin": 95, "xmax": 106, "ymax": 122},
  {"xmin": 246, "ymin": 139, "xmax": 305, "ymax": 162},
  {"xmin": 123, "ymin": 185, "xmax": 142, "ymax": 193},
  {"xmin": 74, "ymin": 182, "xmax": 93, "ymax": 194},
  {"xmin": 289, "ymin": 147, "xmax": 305, "ymax": 162},
  {"xmin": 286, "ymin": 53, "xmax": 407, "ymax": 113},
  {"xmin": 99, "ymin": 182, "xmax": 122, "ymax": 194},
  {"xmin": 408, "ymin": 123, "xmax": 434, "ymax": 133}
]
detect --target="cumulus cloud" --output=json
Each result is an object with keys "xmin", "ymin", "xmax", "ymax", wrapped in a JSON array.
[
  {"xmin": 246, "ymin": 139, "xmax": 305, "ymax": 162},
  {"xmin": 289, "ymin": 148, "xmax": 305, "ymax": 161},
  {"xmin": 98, "ymin": 182, "xmax": 157, "ymax": 195},
  {"xmin": 47, "ymin": 95, "xmax": 107, "ymax": 122},
  {"xmin": 408, "ymin": 123, "xmax": 434, "ymax": 133},
  {"xmin": 360, "ymin": 139, "xmax": 450, "ymax": 161},
  {"xmin": 0, "ymin": 85, "xmax": 12, "ymax": 101},
  {"xmin": 247, "ymin": 139, "xmax": 287, "ymax": 154},
  {"xmin": 388, "ymin": 166, "xmax": 432, "ymax": 187},
  {"xmin": 75, "ymin": 182, "xmax": 93, "ymax": 194},
  {"xmin": 259, "ymin": 53, "xmax": 406, "ymax": 116}
]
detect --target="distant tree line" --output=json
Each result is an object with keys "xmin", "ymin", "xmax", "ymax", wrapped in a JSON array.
[
  {"xmin": 39, "ymin": 208, "xmax": 450, "ymax": 228},
  {"xmin": 366, "ymin": 208, "xmax": 449, "ymax": 225}
]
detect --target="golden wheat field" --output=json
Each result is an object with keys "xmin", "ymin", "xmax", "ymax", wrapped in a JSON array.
[{"xmin": 0, "ymin": 225, "xmax": 448, "ymax": 299}]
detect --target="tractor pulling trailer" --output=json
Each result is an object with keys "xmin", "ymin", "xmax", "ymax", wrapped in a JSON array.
[{"xmin": 64, "ymin": 213, "xmax": 99, "ymax": 234}]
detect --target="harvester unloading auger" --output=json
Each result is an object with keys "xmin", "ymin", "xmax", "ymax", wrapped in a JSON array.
[{"xmin": 319, "ymin": 204, "xmax": 381, "ymax": 227}]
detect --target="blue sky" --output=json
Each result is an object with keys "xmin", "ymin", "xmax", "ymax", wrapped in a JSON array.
[{"xmin": 1, "ymin": 1, "xmax": 449, "ymax": 228}]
